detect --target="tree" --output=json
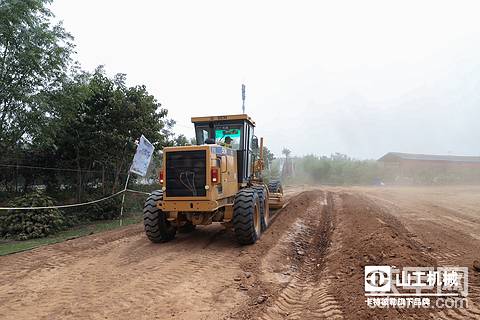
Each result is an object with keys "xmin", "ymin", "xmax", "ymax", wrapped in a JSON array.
[
  {"xmin": 174, "ymin": 134, "xmax": 190, "ymax": 146},
  {"xmin": 281, "ymin": 148, "xmax": 293, "ymax": 178},
  {"xmin": 41, "ymin": 67, "xmax": 174, "ymax": 199},
  {"xmin": 261, "ymin": 146, "xmax": 277, "ymax": 181},
  {"xmin": 0, "ymin": 0, "xmax": 73, "ymax": 153},
  {"xmin": 262, "ymin": 146, "xmax": 275, "ymax": 168}
]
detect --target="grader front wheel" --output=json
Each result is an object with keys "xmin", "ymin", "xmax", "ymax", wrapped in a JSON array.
[
  {"xmin": 267, "ymin": 180, "xmax": 285, "ymax": 209},
  {"xmin": 233, "ymin": 189, "xmax": 261, "ymax": 245},
  {"xmin": 267, "ymin": 180, "xmax": 283, "ymax": 194},
  {"xmin": 251, "ymin": 185, "xmax": 270, "ymax": 231}
]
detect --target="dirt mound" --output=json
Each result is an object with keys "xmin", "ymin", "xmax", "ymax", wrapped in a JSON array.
[{"xmin": 327, "ymin": 192, "xmax": 436, "ymax": 319}]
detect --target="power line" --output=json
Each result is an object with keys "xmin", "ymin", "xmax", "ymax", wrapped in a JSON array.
[
  {"xmin": 0, "ymin": 163, "xmax": 113, "ymax": 174},
  {"xmin": 0, "ymin": 189, "xmax": 126, "ymax": 210},
  {"xmin": 0, "ymin": 189, "xmax": 152, "ymax": 211}
]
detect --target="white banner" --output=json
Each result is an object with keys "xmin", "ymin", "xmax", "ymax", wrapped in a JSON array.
[{"xmin": 130, "ymin": 135, "xmax": 154, "ymax": 177}]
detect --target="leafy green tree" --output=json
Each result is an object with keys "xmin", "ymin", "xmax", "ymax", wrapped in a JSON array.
[
  {"xmin": 0, "ymin": 0, "xmax": 73, "ymax": 153},
  {"xmin": 174, "ymin": 134, "xmax": 190, "ymax": 146},
  {"xmin": 261, "ymin": 146, "xmax": 277, "ymax": 181},
  {"xmin": 262, "ymin": 146, "xmax": 275, "ymax": 167},
  {"xmin": 41, "ymin": 67, "xmax": 173, "ymax": 199}
]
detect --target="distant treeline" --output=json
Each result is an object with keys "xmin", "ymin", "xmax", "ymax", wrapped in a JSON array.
[{"xmin": 279, "ymin": 153, "xmax": 480, "ymax": 186}]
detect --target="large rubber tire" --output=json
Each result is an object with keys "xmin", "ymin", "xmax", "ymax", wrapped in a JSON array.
[
  {"xmin": 267, "ymin": 180, "xmax": 283, "ymax": 194},
  {"xmin": 233, "ymin": 188, "xmax": 261, "ymax": 245},
  {"xmin": 143, "ymin": 190, "xmax": 176, "ymax": 243},
  {"xmin": 251, "ymin": 185, "xmax": 270, "ymax": 231}
]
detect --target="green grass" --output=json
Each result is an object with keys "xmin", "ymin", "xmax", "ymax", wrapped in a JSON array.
[{"xmin": 0, "ymin": 216, "xmax": 141, "ymax": 256}]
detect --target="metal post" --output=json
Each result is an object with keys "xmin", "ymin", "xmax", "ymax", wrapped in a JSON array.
[
  {"xmin": 242, "ymin": 84, "xmax": 246, "ymax": 113},
  {"xmin": 119, "ymin": 172, "xmax": 131, "ymax": 226}
]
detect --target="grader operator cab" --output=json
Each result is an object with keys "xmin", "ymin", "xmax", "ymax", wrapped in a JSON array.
[{"xmin": 143, "ymin": 114, "xmax": 284, "ymax": 245}]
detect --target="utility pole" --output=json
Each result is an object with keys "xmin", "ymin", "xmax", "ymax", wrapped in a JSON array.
[{"xmin": 242, "ymin": 84, "xmax": 246, "ymax": 114}]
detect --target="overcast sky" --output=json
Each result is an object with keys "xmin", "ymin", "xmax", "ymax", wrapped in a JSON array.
[{"xmin": 51, "ymin": 0, "xmax": 480, "ymax": 159}]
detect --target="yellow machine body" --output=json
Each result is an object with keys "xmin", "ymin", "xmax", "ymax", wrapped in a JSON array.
[
  {"xmin": 152, "ymin": 114, "xmax": 284, "ymax": 229},
  {"xmin": 159, "ymin": 144, "xmax": 238, "ymax": 215}
]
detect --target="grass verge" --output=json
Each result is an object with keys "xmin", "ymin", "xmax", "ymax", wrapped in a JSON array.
[{"xmin": 0, "ymin": 216, "xmax": 141, "ymax": 256}]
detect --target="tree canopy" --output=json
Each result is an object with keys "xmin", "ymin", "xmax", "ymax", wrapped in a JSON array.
[
  {"xmin": 0, "ymin": 1, "xmax": 176, "ymax": 203},
  {"xmin": 0, "ymin": 0, "xmax": 74, "ymax": 151}
]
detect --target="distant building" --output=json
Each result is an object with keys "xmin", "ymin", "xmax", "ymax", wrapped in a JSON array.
[
  {"xmin": 378, "ymin": 152, "xmax": 480, "ymax": 169},
  {"xmin": 377, "ymin": 152, "xmax": 480, "ymax": 184}
]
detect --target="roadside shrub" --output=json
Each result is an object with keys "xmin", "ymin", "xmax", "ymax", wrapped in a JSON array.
[
  {"xmin": 87, "ymin": 197, "xmax": 122, "ymax": 220},
  {"xmin": 61, "ymin": 192, "xmax": 123, "ymax": 222},
  {"xmin": 83, "ymin": 193, "xmax": 122, "ymax": 220},
  {"xmin": 0, "ymin": 191, "xmax": 66, "ymax": 240}
]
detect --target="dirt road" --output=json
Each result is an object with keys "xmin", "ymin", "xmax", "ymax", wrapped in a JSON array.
[{"xmin": 0, "ymin": 186, "xmax": 479, "ymax": 319}]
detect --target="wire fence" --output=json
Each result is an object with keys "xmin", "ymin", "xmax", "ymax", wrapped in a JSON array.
[
  {"xmin": 0, "ymin": 161, "xmax": 160, "ymax": 218},
  {"xmin": 0, "ymin": 161, "xmax": 162, "ymax": 241}
]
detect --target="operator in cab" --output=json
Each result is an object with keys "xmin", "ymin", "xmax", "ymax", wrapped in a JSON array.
[{"xmin": 223, "ymin": 136, "xmax": 233, "ymax": 148}]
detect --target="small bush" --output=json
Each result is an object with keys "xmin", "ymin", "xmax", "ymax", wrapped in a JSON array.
[
  {"xmin": 62, "ymin": 192, "xmax": 122, "ymax": 222},
  {"xmin": 68, "ymin": 193, "xmax": 121, "ymax": 221},
  {"xmin": 86, "ymin": 194, "xmax": 121, "ymax": 220},
  {"xmin": 0, "ymin": 191, "xmax": 66, "ymax": 240}
]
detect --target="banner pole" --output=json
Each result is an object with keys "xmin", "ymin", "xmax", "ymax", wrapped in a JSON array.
[{"xmin": 119, "ymin": 172, "xmax": 131, "ymax": 226}]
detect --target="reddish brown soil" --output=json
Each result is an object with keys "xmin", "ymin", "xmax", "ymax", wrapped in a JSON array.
[
  {"xmin": 325, "ymin": 192, "xmax": 436, "ymax": 319},
  {"xmin": 1, "ymin": 186, "xmax": 479, "ymax": 319}
]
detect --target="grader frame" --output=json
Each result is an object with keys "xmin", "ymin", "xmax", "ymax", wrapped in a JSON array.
[{"xmin": 143, "ymin": 114, "xmax": 284, "ymax": 245}]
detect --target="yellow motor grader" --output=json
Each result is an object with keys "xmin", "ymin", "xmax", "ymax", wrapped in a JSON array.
[{"xmin": 143, "ymin": 114, "xmax": 284, "ymax": 244}]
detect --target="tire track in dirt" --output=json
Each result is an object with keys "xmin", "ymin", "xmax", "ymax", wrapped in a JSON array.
[
  {"xmin": 217, "ymin": 191, "xmax": 341, "ymax": 320},
  {"xmin": 0, "ymin": 223, "xmax": 247, "ymax": 319},
  {"xmin": 235, "ymin": 188, "xmax": 447, "ymax": 320},
  {"xmin": 426, "ymin": 239, "xmax": 480, "ymax": 319},
  {"xmin": 222, "ymin": 190, "xmax": 326, "ymax": 319},
  {"xmin": 259, "ymin": 192, "xmax": 341, "ymax": 320}
]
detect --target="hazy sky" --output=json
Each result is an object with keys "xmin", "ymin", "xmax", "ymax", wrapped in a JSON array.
[{"xmin": 51, "ymin": 0, "xmax": 480, "ymax": 159}]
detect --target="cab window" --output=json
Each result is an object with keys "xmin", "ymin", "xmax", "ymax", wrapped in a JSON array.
[
  {"xmin": 214, "ymin": 125, "xmax": 242, "ymax": 150},
  {"xmin": 194, "ymin": 126, "xmax": 211, "ymax": 144}
]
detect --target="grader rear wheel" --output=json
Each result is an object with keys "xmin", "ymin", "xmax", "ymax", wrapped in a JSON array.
[
  {"xmin": 233, "ymin": 188, "xmax": 261, "ymax": 245},
  {"xmin": 143, "ymin": 190, "xmax": 176, "ymax": 243}
]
